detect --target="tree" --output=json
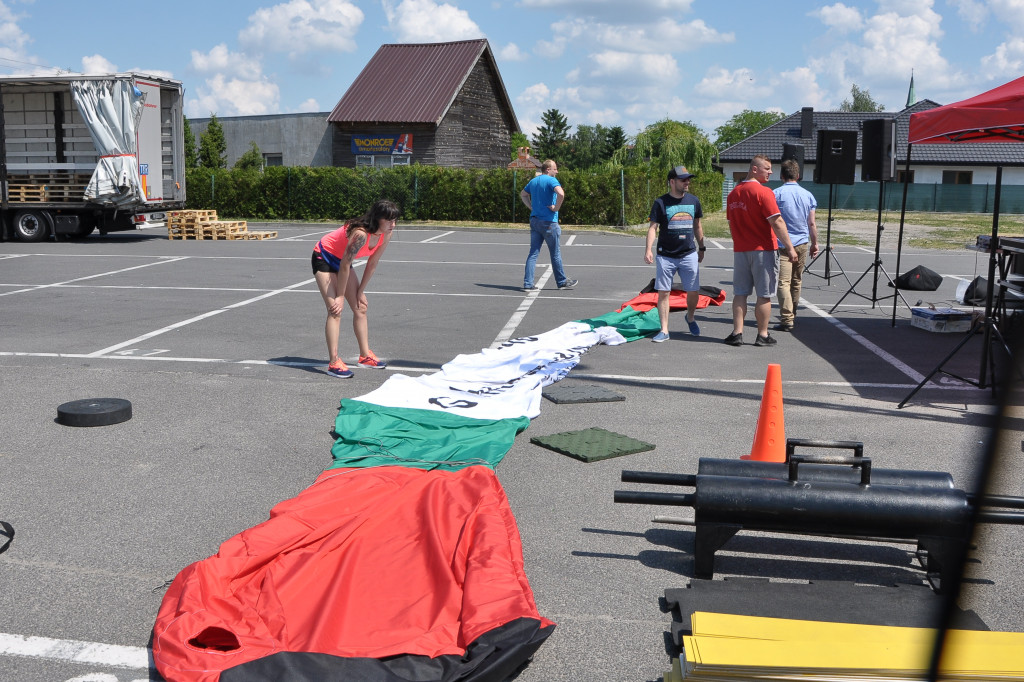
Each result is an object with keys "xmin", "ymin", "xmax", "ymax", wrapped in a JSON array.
[
  {"xmin": 565, "ymin": 124, "xmax": 610, "ymax": 170},
  {"xmin": 531, "ymin": 108, "xmax": 571, "ymax": 162},
  {"xmin": 198, "ymin": 114, "xmax": 227, "ymax": 169},
  {"xmin": 183, "ymin": 116, "xmax": 198, "ymax": 169},
  {"xmin": 510, "ymin": 131, "xmax": 530, "ymax": 160},
  {"xmin": 713, "ymin": 110, "xmax": 786, "ymax": 152},
  {"xmin": 604, "ymin": 126, "xmax": 626, "ymax": 157},
  {"xmin": 234, "ymin": 142, "xmax": 264, "ymax": 171},
  {"xmin": 614, "ymin": 119, "xmax": 717, "ymax": 174},
  {"xmin": 839, "ymin": 84, "xmax": 885, "ymax": 112}
]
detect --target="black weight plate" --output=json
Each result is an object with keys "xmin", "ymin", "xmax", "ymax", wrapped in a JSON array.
[{"xmin": 56, "ymin": 398, "xmax": 133, "ymax": 427}]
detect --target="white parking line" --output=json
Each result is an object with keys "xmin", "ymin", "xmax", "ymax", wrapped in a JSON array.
[
  {"xmin": 0, "ymin": 257, "xmax": 188, "ymax": 298},
  {"xmin": 421, "ymin": 231, "xmax": 454, "ymax": 243},
  {"xmin": 566, "ymin": 234, "xmax": 576, "ymax": 246},
  {"xmin": 86, "ymin": 277, "xmax": 318, "ymax": 358},
  {"xmin": 0, "ymin": 631, "xmax": 150, "ymax": 670},
  {"xmin": 491, "ymin": 268, "xmax": 554, "ymax": 347}
]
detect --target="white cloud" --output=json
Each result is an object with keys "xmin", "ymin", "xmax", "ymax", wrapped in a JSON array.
[
  {"xmin": 981, "ymin": 37, "xmax": 1024, "ymax": 74},
  {"xmin": 0, "ymin": 0, "xmax": 33, "ymax": 65},
  {"xmin": 989, "ymin": 0, "xmax": 1024, "ymax": 31},
  {"xmin": 239, "ymin": 0, "xmax": 364, "ymax": 56},
  {"xmin": 694, "ymin": 67, "xmax": 773, "ymax": 101},
  {"xmin": 517, "ymin": 83, "xmax": 551, "ymax": 108},
  {"xmin": 382, "ymin": 0, "xmax": 483, "ymax": 42},
  {"xmin": 80, "ymin": 54, "xmax": 117, "ymax": 74},
  {"xmin": 947, "ymin": 0, "xmax": 988, "ymax": 31},
  {"xmin": 810, "ymin": 3, "xmax": 863, "ymax": 31},
  {"xmin": 518, "ymin": 0, "xmax": 696, "ymax": 22},
  {"xmin": 498, "ymin": 42, "xmax": 528, "ymax": 62},
  {"xmin": 589, "ymin": 51, "xmax": 678, "ymax": 83},
  {"xmin": 190, "ymin": 44, "xmax": 264, "ymax": 81},
  {"xmin": 186, "ymin": 73, "xmax": 281, "ymax": 117},
  {"xmin": 295, "ymin": 97, "xmax": 321, "ymax": 113}
]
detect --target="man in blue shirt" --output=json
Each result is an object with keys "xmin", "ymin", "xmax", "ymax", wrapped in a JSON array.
[
  {"xmin": 520, "ymin": 160, "xmax": 578, "ymax": 291},
  {"xmin": 772, "ymin": 159, "xmax": 818, "ymax": 331}
]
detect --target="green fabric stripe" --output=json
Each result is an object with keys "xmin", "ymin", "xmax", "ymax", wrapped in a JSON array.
[
  {"xmin": 576, "ymin": 306, "xmax": 660, "ymax": 341},
  {"xmin": 330, "ymin": 399, "xmax": 531, "ymax": 471}
]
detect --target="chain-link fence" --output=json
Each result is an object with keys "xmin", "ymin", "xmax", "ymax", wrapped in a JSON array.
[{"xmin": 775, "ymin": 180, "xmax": 1024, "ymax": 214}]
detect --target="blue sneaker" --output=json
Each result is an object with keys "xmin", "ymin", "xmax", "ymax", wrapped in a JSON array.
[
  {"xmin": 687, "ymin": 319, "xmax": 701, "ymax": 336},
  {"xmin": 326, "ymin": 360, "xmax": 353, "ymax": 378},
  {"xmin": 652, "ymin": 331, "xmax": 670, "ymax": 343}
]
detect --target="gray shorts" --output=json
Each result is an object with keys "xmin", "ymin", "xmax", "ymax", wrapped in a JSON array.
[
  {"xmin": 655, "ymin": 252, "xmax": 699, "ymax": 292},
  {"xmin": 733, "ymin": 250, "xmax": 779, "ymax": 298}
]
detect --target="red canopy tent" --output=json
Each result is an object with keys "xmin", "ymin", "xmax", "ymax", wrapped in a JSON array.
[
  {"xmin": 907, "ymin": 75, "xmax": 1024, "ymax": 144},
  {"xmin": 894, "ymin": 76, "xmax": 1024, "ymax": 391}
]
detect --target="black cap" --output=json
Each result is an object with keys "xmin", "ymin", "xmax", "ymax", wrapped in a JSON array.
[{"xmin": 668, "ymin": 165, "xmax": 695, "ymax": 180}]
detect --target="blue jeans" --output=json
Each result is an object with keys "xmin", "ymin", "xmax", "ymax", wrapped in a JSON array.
[{"xmin": 524, "ymin": 217, "xmax": 567, "ymax": 287}]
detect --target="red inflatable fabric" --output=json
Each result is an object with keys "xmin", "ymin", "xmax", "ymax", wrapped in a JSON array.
[
  {"xmin": 153, "ymin": 465, "xmax": 554, "ymax": 681},
  {"xmin": 616, "ymin": 288, "xmax": 727, "ymax": 313}
]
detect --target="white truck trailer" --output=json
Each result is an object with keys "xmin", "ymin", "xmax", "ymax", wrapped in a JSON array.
[{"xmin": 0, "ymin": 72, "xmax": 186, "ymax": 241}]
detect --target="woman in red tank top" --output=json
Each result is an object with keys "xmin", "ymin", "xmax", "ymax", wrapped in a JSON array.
[{"xmin": 312, "ymin": 200, "xmax": 401, "ymax": 377}]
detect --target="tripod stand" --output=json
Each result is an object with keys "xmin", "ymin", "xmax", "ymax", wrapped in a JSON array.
[
  {"xmin": 804, "ymin": 183, "xmax": 851, "ymax": 286},
  {"xmin": 898, "ymin": 166, "xmax": 1023, "ymax": 407},
  {"xmin": 829, "ymin": 180, "xmax": 911, "ymax": 314}
]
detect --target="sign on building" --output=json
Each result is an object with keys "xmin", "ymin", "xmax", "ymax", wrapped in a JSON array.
[{"xmin": 351, "ymin": 134, "xmax": 413, "ymax": 155}]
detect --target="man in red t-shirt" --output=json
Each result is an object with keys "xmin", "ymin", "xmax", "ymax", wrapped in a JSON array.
[{"xmin": 724, "ymin": 155, "xmax": 798, "ymax": 347}]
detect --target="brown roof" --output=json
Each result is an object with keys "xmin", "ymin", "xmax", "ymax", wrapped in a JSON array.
[{"xmin": 327, "ymin": 39, "xmax": 518, "ymax": 128}]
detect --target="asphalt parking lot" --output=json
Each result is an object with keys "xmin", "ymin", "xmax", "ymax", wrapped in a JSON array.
[{"xmin": 1, "ymin": 221, "xmax": 1021, "ymax": 681}]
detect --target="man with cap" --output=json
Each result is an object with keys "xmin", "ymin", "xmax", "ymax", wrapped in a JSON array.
[{"xmin": 644, "ymin": 165, "xmax": 705, "ymax": 342}]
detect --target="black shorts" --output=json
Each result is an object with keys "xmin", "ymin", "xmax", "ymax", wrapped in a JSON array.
[{"xmin": 311, "ymin": 251, "xmax": 336, "ymax": 274}]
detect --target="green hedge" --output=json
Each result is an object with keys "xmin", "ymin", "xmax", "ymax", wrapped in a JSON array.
[{"xmin": 186, "ymin": 165, "xmax": 724, "ymax": 226}]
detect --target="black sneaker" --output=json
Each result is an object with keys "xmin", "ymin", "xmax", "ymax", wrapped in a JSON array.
[
  {"xmin": 754, "ymin": 333, "xmax": 778, "ymax": 346},
  {"xmin": 558, "ymin": 278, "xmax": 578, "ymax": 289},
  {"xmin": 723, "ymin": 332, "xmax": 743, "ymax": 346}
]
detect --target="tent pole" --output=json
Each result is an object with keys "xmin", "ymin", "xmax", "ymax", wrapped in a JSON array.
[
  {"xmin": 979, "ymin": 165, "xmax": 1002, "ymax": 388},
  {"xmin": 892, "ymin": 143, "xmax": 912, "ymax": 326}
]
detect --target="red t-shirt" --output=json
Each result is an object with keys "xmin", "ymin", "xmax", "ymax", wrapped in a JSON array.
[{"xmin": 726, "ymin": 180, "xmax": 781, "ymax": 252}]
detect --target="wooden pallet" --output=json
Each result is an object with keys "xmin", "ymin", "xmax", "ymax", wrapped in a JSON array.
[
  {"xmin": 198, "ymin": 220, "xmax": 248, "ymax": 240},
  {"xmin": 244, "ymin": 231, "xmax": 278, "ymax": 240}
]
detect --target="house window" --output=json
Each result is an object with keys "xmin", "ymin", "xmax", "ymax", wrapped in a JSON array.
[
  {"xmin": 732, "ymin": 171, "xmax": 747, "ymax": 183},
  {"xmin": 356, "ymin": 155, "xmax": 411, "ymax": 167},
  {"xmin": 262, "ymin": 154, "xmax": 283, "ymax": 167},
  {"xmin": 942, "ymin": 170, "xmax": 972, "ymax": 184},
  {"xmin": 896, "ymin": 169, "xmax": 915, "ymax": 184}
]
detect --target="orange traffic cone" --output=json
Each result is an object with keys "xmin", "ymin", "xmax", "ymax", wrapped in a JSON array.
[{"xmin": 740, "ymin": 364, "xmax": 786, "ymax": 462}]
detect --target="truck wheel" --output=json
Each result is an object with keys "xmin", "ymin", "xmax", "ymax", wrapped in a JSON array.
[{"xmin": 13, "ymin": 210, "xmax": 50, "ymax": 242}]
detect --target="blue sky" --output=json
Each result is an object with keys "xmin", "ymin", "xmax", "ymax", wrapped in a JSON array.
[{"xmin": 2, "ymin": 0, "xmax": 1022, "ymax": 140}]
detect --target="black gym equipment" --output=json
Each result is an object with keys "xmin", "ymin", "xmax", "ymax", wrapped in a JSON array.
[
  {"xmin": 614, "ymin": 440, "xmax": 1024, "ymax": 593},
  {"xmin": 56, "ymin": 398, "xmax": 133, "ymax": 427}
]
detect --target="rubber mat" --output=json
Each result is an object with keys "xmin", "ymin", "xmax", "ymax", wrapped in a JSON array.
[
  {"xmin": 530, "ymin": 427, "xmax": 654, "ymax": 462},
  {"xmin": 542, "ymin": 383, "xmax": 625, "ymax": 404}
]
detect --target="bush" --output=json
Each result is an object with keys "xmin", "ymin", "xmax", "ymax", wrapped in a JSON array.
[{"xmin": 184, "ymin": 165, "xmax": 724, "ymax": 225}]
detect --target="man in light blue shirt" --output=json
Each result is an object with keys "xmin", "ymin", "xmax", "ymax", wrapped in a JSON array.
[
  {"xmin": 772, "ymin": 159, "xmax": 818, "ymax": 331},
  {"xmin": 520, "ymin": 159, "xmax": 577, "ymax": 291}
]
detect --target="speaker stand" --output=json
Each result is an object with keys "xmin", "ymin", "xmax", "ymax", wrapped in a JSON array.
[
  {"xmin": 829, "ymin": 181, "xmax": 911, "ymax": 314},
  {"xmin": 804, "ymin": 183, "xmax": 851, "ymax": 286}
]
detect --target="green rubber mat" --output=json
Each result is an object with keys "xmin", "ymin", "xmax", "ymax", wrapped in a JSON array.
[
  {"xmin": 530, "ymin": 427, "xmax": 654, "ymax": 462},
  {"xmin": 542, "ymin": 383, "xmax": 625, "ymax": 404}
]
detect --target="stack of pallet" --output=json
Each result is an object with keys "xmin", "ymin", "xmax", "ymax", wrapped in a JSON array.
[
  {"xmin": 167, "ymin": 210, "xmax": 278, "ymax": 240},
  {"xmin": 5, "ymin": 172, "xmax": 91, "ymax": 203}
]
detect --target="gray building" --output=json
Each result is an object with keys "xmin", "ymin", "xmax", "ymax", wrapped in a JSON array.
[{"xmin": 188, "ymin": 111, "xmax": 333, "ymax": 168}]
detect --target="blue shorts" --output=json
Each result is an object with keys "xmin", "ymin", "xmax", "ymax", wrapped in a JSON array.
[
  {"xmin": 655, "ymin": 252, "xmax": 699, "ymax": 292},
  {"xmin": 732, "ymin": 250, "xmax": 779, "ymax": 298}
]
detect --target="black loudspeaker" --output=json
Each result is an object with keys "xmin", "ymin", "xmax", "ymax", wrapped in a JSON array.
[
  {"xmin": 814, "ymin": 129, "xmax": 858, "ymax": 185},
  {"xmin": 862, "ymin": 118, "xmax": 895, "ymax": 182},
  {"xmin": 781, "ymin": 143, "xmax": 805, "ymax": 179}
]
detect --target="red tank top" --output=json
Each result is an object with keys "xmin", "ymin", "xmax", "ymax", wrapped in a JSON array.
[{"xmin": 315, "ymin": 224, "xmax": 384, "ymax": 260}]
